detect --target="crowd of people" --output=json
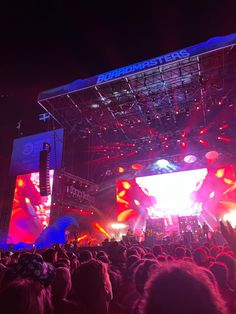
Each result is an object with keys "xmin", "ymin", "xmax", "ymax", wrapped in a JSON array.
[{"xmin": 0, "ymin": 220, "xmax": 236, "ymax": 314}]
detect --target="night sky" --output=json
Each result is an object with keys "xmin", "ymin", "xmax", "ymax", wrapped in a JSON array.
[{"xmin": 0, "ymin": 1, "xmax": 235, "ymax": 195}]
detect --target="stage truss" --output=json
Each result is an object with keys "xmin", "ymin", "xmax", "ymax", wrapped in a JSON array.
[{"xmin": 38, "ymin": 39, "xmax": 236, "ymax": 180}]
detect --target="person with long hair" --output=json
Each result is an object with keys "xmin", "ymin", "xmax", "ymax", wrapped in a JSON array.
[
  {"xmin": 141, "ymin": 262, "xmax": 227, "ymax": 314},
  {"xmin": 73, "ymin": 259, "xmax": 112, "ymax": 314}
]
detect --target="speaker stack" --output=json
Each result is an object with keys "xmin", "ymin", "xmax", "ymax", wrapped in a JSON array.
[{"xmin": 39, "ymin": 142, "xmax": 51, "ymax": 196}]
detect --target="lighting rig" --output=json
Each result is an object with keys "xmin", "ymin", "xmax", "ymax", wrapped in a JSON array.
[{"xmin": 38, "ymin": 37, "xmax": 236, "ymax": 183}]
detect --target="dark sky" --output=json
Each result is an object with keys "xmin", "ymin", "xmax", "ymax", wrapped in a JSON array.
[{"xmin": 0, "ymin": 0, "xmax": 235, "ymax": 179}]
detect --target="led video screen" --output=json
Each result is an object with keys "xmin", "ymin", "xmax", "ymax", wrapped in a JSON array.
[
  {"xmin": 116, "ymin": 165, "xmax": 236, "ymax": 226},
  {"xmin": 7, "ymin": 170, "xmax": 54, "ymax": 244}
]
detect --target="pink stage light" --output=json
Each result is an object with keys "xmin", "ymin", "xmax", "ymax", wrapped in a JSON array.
[{"xmin": 205, "ymin": 151, "xmax": 219, "ymax": 160}]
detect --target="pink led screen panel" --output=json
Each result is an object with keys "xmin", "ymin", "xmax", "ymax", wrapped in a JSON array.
[{"xmin": 7, "ymin": 170, "xmax": 54, "ymax": 244}]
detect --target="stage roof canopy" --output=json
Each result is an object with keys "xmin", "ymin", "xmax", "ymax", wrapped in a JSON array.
[{"xmin": 38, "ymin": 33, "xmax": 236, "ymax": 177}]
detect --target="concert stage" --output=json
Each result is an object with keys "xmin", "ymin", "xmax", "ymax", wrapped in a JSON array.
[{"xmin": 4, "ymin": 33, "xmax": 236, "ymax": 248}]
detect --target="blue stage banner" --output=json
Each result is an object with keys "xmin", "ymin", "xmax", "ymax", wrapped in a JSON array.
[
  {"xmin": 10, "ymin": 128, "xmax": 64, "ymax": 176},
  {"xmin": 38, "ymin": 33, "xmax": 236, "ymax": 101}
]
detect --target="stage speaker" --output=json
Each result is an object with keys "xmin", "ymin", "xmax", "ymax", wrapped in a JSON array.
[{"xmin": 39, "ymin": 143, "xmax": 51, "ymax": 196}]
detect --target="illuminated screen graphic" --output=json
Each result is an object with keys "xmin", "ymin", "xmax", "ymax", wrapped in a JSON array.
[
  {"xmin": 136, "ymin": 168, "xmax": 208, "ymax": 216},
  {"xmin": 7, "ymin": 170, "xmax": 54, "ymax": 244},
  {"xmin": 116, "ymin": 165, "xmax": 236, "ymax": 227}
]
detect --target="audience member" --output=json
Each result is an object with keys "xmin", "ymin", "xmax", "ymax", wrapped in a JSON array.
[
  {"xmin": 1, "ymin": 220, "xmax": 236, "ymax": 314},
  {"xmin": 210, "ymin": 262, "xmax": 236, "ymax": 313},
  {"xmin": 51, "ymin": 267, "xmax": 78, "ymax": 314},
  {"xmin": 193, "ymin": 247, "xmax": 209, "ymax": 267},
  {"xmin": 142, "ymin": 262, "xmax": 226, "ymax": 314},
  {"xmin": 0, "ymin": 278, "xmax": 53, "ymax": 314},
  {"xmin": 73, "ymin": 259, "xmax": 112, "ymax": 314}
]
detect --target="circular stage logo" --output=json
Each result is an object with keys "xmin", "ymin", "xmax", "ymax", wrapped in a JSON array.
[{"xmin": 23, "ymin": 143, "xmax": 34, "ymax": 155}]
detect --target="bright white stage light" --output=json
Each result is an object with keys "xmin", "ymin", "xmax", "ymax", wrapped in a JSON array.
[
  {"xmin": 223, "ymin": 211, "xmax": 236, "ymax": 228},
  {"xmin": 155, "ymin": 159, "xmax": 169, "ymax": 168},
  {"xmin": 209, "ymin": 191, "xmax": 215, "ymax": 199},
  {"xmin": 90, "ymin": 103, "xmax": 100, "ymax": 109},
  {"xmin": 184, "ymin": 155, "xmax": 197, "ymax": 163},
  {"xmin": 111, "ymin": 223, "xmax": 127, "ymax": 230}
]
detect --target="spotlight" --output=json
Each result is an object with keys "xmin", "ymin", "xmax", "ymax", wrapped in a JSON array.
[
  {"xmin": 205, "ymin": 151, "xmax": 219, "ymax": 160},
  {"xmin": 117, "ymin": 167, "xmax": 125, "ymax": 173},
  {"xmin": 155, "ymin": 159, "xmax": 170, "ymax": 168},
  {"xmin": 181, "ymin": 131, "xmax": 187, "ymax": 138},
  {"xmin": 184, "ymin": 155, "xmax": 197, "ymax": 163},
  {"xmin": 219, "ymin": 123, "xmax": 228, "ymax": 130},
  {"xmin": 90, "ymin": 103, "xmax": 100, "ymax": 109},
  {"xmin": 200, "ymin": 127, "xmax": 207, "ymax": 134},
  {"xmin": 217, "ymin": 136, "xmax": 232, "ymax": 142},
  {"xmin": 131, "ymin": 163, "xmax": 143, "ymax": 170},
  {"xmin": 199, "ymin": 139, "xmax": 208, "ymax": 146}
]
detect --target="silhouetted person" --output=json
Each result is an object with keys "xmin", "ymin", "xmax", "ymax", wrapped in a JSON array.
[{"xmin": 141, "ymin": 262, "xmax": 226, "ymax": 314}]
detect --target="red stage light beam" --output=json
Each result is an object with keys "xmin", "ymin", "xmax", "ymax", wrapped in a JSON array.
[
  {"xmin": 219, "ymin": 124, "xmax": 229, "ymax": 130},
  {"xmin": 77, "ymin": 234, "xmax": 88, "ymax": 242},
  {"xmin": 199, "ymin": 139, "xmax": 208, "ymax": 146},
  {"xmin": 217, "ymin": 136, "xmax": 232, "ymax": 142},
  {"xmin": 131, "ymin": 163, "xmax": 143, "ymax": 170},
  {"xmin": 93, "ymin": 222, "xmax": 111, "ymax": 238},
  {"xmin": 181, "ymin": 131, "xmax": 187, "ymax": 138},
  {"xmin": 200, "ymin": 128, "xmax": 207, "ymax": 134}
]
